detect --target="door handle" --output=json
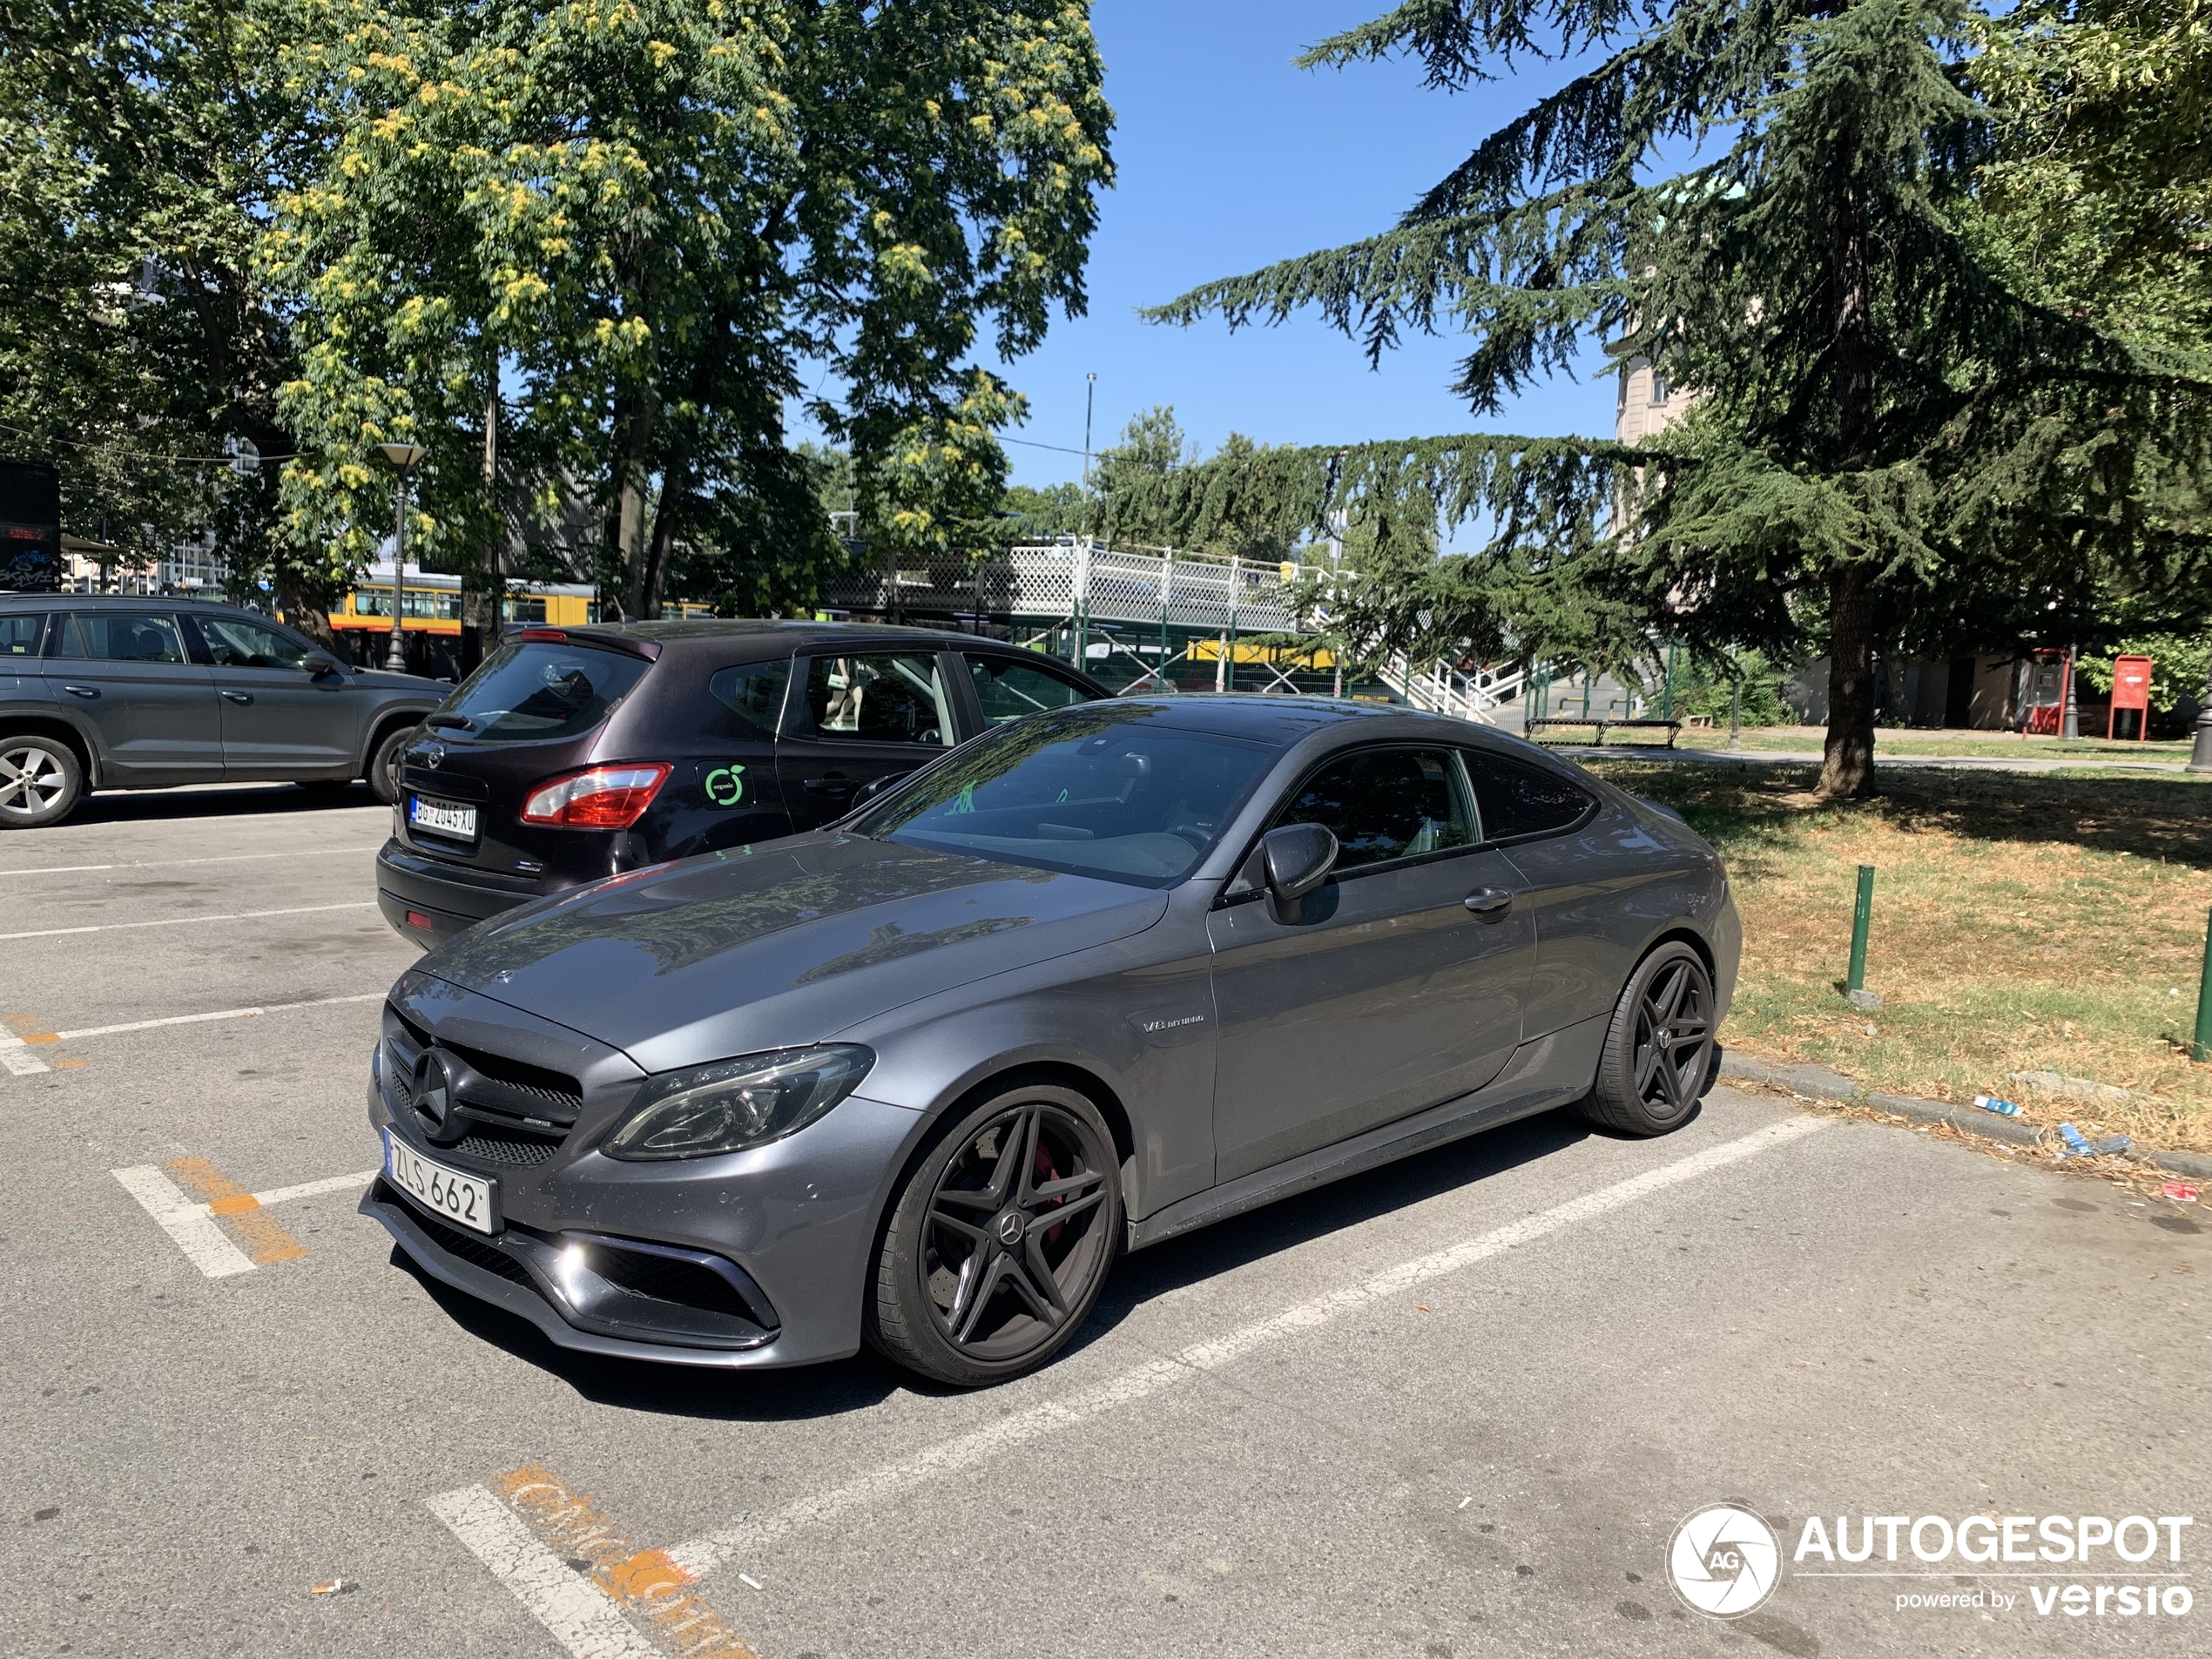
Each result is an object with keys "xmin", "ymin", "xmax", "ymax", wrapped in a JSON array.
[
  {"xmin": 62, "ymin": 685, "xmax": 99, "ymax": 699},
  {"xmin": 1464, "ymin": 887, "xmax": 1514, "ymax": 918},
  {"xmin": 220, "ymin": 691, "xmax": 253, "ymax": 705},
  {"xmin": 803, "ymin": 775, "xmax": 855, "ymax": 794}
]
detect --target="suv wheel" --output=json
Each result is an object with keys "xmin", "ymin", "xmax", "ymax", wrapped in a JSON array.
[
  {"xmin": 366, "ymin": 725, "xmax": 415, "ymax": 806},
  {"xmin": 868, "ymin": 1082, "xmax": 1121, "ymax": 1386},
  {"xmin": 0, "ymin": 736, "xmax": 85, "ymax": 829}
]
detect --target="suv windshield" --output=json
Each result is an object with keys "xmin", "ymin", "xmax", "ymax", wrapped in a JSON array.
[
  {"xmin": 853, "ymin": 705, "xmax": 1278, "ymax": 888},
  {"xmin": 435, "ymin": 640, "xmax": 651, "ymax": 742}
]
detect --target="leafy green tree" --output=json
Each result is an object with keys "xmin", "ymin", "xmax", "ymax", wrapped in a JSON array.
[
  {"xmin": 0, "ymin": 0, "xmax": 320, "ymax": 614},
  {"xmin": 267, "ymin": 0, "xmax": 1112, "ymax": 625},
  {"xmin": 1143, "ymin": 0, "xmax": 2212, "ymax": 796}
]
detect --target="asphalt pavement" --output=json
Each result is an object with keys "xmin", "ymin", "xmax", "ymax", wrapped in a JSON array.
[{"xmin": 3, "ymin": 783, "xmax": 2207, "ymax": 1658}]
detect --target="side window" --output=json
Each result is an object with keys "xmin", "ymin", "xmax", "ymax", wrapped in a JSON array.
[
  {"xmin": 707, "ymin": 658, "xmax": 791, "ymax": 738},
  {"xmin": 198, "ymin": 615, "xmax": 310, "ymax": 670},
  {"xmin": 0, "ymin": 613, "xmax": 46, "ymax": 656},
  {"xmin": 1464, "ymin": 750, "xmax": 1593, "ymax": 840},
  {"xmin": 1270, "ymin": 746, "xmax": 1476, "ymax": 872},
  {"xmin": 968, "ymin": 653, "xmax": 1093, "ymax": 725},
  {"xmin": 802, "ymin": 653, "xmax": 954, "ymax": 746},
  {"xmin": 59, "ymin": 612, "xmax": 187, "ymax": 664}
]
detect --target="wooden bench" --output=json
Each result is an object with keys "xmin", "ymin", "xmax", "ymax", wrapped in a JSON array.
[{"xmin": 1524, "ymin": 717, "xmax": 1683, "ymax": 749}]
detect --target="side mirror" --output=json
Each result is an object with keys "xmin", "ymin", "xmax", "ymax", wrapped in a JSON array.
[
  {"xmin": 1261, "ymin": 822, "xmax": 1338, "ymax": 914},
  {"xmin": 302, "ymin": 651, "xmax": 341, "ymax": 678},
  {"xmin": 850, "ymin": 770, "xmax": 913, "ymax": 809}
]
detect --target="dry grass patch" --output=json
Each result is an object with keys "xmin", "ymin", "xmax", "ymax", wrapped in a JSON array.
[
  {"xmin": 1713, "ymin": 725, "xmax": 2195, "ymax": 762},
  {"xmin": 1585, "ymin": 759, "xmax": 2212, "ymax": 1154}
]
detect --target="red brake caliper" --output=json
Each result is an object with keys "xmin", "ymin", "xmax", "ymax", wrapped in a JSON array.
[{"xmin": 1033, "ymin": 1141, "xmax": 1065, "ymax": 1249}]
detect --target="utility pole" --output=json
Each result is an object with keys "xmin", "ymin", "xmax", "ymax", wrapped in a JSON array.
[{"xmin": 1082, "ymin": 373, "xmax": 1096, "ymax": 489}]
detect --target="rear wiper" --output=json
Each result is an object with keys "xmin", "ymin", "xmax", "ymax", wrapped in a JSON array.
[{"xmin": 424, "ymin": 712, "xmax": 475, "ymax": 732}]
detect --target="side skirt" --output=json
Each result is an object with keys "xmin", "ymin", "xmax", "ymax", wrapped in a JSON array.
[{"xmin": 1124, "ymin": 1014, "xmax": 1608, "ymax": 1252}]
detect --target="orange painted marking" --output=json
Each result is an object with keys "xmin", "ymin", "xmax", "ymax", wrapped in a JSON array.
[
  {"xmin": 3, "ymin": 1014, "xmax": 58, "ymax": 1043},
  {"xmin": 492, "ymin": 1464, "xmax": 757, "ymax": 1659},
  {"xmin": 52, "ymin": 1056, "xmax": 86, "ymax": 1069},
  {"xmin": 165, "ymin": 1156, "xmax": 307, "ymax": 1265}
]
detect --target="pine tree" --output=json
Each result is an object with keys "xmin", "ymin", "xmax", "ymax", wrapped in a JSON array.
[{"xmin": 1144, "ymin": 0, "xmax": 2212, "ymax": 795}]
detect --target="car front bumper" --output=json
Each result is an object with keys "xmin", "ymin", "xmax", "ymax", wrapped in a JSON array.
[{"xmin": 363, "ymin": 1075, "xmax": 927, "ymax": 1370}]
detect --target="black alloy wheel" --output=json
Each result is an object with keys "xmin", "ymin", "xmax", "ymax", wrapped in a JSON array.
[
  {"xmin": 870, "ymin": 1082, "xmax": 1121, "ymax": 1386},
  {"xmin": 1580, "ymin": 941, "xmax": 1716, "ymax": 1136}
]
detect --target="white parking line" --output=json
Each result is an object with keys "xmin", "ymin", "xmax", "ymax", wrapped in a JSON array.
[
  {"xmin": 0, "ymin": 900, "xmax": 377, "ymax": 941},
  {"xmin": 111, "ymin": 1163, "xmax": 378, "ymax": 1277},
  {"xmin": 111, "ymin": 1165, "xmax": 256, "ymax": 1278},
  {"xmin": 0, "ymin": 992, "xmax": 381, "ymax": 1054},
  {"xmin": 659, "ymin": 1112, "xmax": 1832, "ymax": 1581},
  {"xmin": 0, "ymin": 845, "xmax": 384, "ymax": 879},
  {"xmin": 252, "ymin": 1170, "xmax": 377, "ymax": 1207},
  {"xmin": 427, "ymin": 1487, "xmax": 663, "ymax": 1659},
  {"xmin": 0, "ymin": 1047, "xmax": 49, "ymax": 1077}
]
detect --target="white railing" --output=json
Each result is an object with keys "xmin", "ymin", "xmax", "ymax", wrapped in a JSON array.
[
  {"xmin": 1381, "ymin": 654, "xmax": 1528, "ymax": 725},
  {"xmin": 820, "ymin": 540, "xmax": 1306, "ymax": 636}
]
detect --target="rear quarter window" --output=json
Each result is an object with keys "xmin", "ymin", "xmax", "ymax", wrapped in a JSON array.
[
  {"xmin": 436, "ymin": 641, "xmax": 651, "ymax": 741},
  {"xmin": 707, "ymin": 658, "xmax": 791, "ymax": 739},
  {"xmin": 1464, "ymin": 750, "xmax": 1595, "ymax": 841},
  {"xmin": 0, "ymin": 613, "xmax": 44, "ymax": 655}
]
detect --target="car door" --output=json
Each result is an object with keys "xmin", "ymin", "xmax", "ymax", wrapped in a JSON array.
[
  {"xmin": 51, "ymin": 610, "xmax": 222, "ymax": 783},
  {"xmin": 962, "ymin": 651, "xmax": 1101, "ymax": 728},
  {"xmin": 1206, "ymin": 745, "xmax": 1537, "ymax": 1184},
  {"xmin": 776, "ymin": 649, "xmax": 963, "ymax": 829},
  {"xmin": 189, "ymin": 611, "xmax": 357, "ymax": 777},
  {"xmin": 1463, "ymin": 745, "xmax": 1689, "ymax": 1040}
]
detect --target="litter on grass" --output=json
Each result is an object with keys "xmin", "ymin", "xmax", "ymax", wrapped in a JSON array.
[
  {"xmin": 2090, "ymin": 1134, "xmax": 2132, "ymax": 1155},
  {"xmin": 2164, "ymin": 1182, "xmax": 2201, "ymax": 1204},
  {"xmin": 2056, "ymin": 1123, "xmax": 2094, "ymax": 1158},
  {"xmin": 1972, "ymin": 1095, "xmax": 2022, "ymax": 1117}
]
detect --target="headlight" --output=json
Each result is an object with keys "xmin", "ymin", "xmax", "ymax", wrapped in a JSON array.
[{"xmin": 601, "ymin": 1046, "xmax": 874, "ymax": 1162}]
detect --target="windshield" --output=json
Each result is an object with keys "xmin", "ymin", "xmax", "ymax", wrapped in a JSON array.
[
  {"xmin": 853, "ymin": 705, "xmax": 1279, "ymax": 888},
  {"xmin": 434, "ymin": 640, "xmax": 651, "ymax": 742}
]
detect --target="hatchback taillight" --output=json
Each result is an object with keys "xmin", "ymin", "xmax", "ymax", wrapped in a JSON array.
[{"xmin": 519, "ymin": 764, "xmax": 671, "ymax": 829}]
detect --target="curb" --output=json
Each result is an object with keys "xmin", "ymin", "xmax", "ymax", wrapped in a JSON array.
[{"xmin": 1717, "ymin": 1054, "xmax": 2212, "ymax": 1182}]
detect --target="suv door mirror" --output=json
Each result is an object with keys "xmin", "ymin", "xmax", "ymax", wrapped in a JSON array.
[
  {"xmin": 850, "ymin": 770, "xmax": 913, "ymax": 809},
  {"xmin": 1262, "ymin": 822, "xmax": 1338, "ymax": 903},
  {"xmin": 301, "ymin": 651, "xmax": 341, "ymax": 678}
]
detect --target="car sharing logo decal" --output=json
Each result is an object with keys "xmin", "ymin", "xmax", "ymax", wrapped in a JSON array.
[{"xmin": 705, "ymin": 765, "xmax": 745, "ymax": 806}]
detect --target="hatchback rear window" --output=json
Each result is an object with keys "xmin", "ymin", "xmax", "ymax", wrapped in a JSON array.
[{"xmin": 435, "ymin": 640, "xmax": 651, "ymax": 741}]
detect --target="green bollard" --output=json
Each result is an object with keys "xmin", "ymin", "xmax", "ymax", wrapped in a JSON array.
[
  {"xmin": 1846, "ymin": 864, "xmax": 1875, "ymax": 995},
  {"xmin": 2194, "ymin": 905, "xmax": 2212, "ymax": 1063}
]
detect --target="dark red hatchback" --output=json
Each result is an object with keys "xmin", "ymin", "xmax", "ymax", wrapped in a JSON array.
[{"xmin": 375, "ymin": 618, "xmax": 1109, "ymax": 945}]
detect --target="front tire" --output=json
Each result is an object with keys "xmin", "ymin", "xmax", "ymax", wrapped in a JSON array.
[
  {"xmin": 0, "ymin": 736, "xmax": 85, "ymax": 828},
  {"xmin": 868, "ymin": 1082, "xmax": 1122, "ymax": 1387},
  {"xmin": 365, "ymin": 724, "xmax": 415, "ymax": 806},
  {"xmin": 1578, "ymin": 941, "xmax": 1716, "ymax": 1136}
]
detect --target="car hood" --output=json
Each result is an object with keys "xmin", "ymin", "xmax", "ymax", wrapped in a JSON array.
[{"xmin": 421, "ymin": 833, "xmax": 1169, "ymax": 1071}]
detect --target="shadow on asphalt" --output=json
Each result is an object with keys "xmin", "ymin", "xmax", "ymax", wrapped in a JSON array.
[
  {"xmin": 59, "ymin": 780, "xmax": 386, "ymax": 826},
  {"xmin": 388, "ymin": 1101, "xmax": 1638, "ymax": 1422}
]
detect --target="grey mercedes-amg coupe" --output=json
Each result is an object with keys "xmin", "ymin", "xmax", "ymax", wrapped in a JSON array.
[{"xmin": 363, "ymin": 694, "xmax": 1739, "ymax": 1386}]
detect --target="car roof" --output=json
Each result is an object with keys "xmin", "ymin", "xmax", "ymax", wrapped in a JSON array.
[{"xmin": 0, "ymin": 593, "xmax": 274, "ymax": 621}]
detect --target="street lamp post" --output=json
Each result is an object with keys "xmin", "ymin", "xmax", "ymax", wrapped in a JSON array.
[
  {"xmin": 377, "ymin": 443, "xmax": 427, "ymax": 673},
  {"xmin": 2190, "ymin": 664, "xmax": 2212, "ymax": 774}
]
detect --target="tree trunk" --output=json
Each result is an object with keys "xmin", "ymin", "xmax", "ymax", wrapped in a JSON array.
[
  {"xmin": 615, "ymin": 396, "xmax": 656, "ymax": 618},
  {"xmin": 1819, "ymin": 161, "xmax": 1878, "ymax": 800},
  {"xmin": 1818, "ymin": 561, "xmax": 1876, "ymax": 798}
]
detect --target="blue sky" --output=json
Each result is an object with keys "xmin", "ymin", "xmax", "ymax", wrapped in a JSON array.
[{"xmin": 988, "ymin": 0, "xmax": 1616, "ymax": 488}]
